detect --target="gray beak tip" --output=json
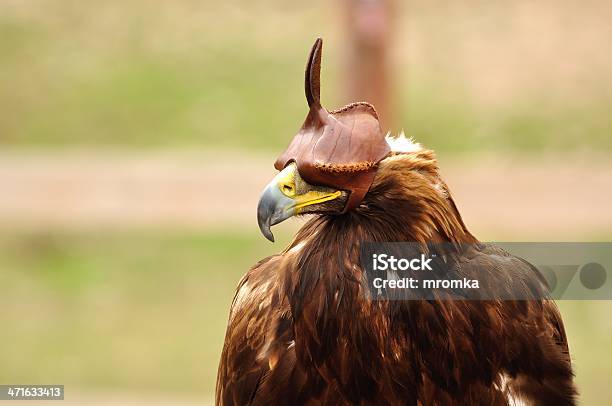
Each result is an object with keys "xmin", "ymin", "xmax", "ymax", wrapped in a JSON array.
[
  {"xmin": 257, "ymin": 180, "xmax": 295, "ymax": 243},
  {"xmin": 260, "ymin": 223, "xmax": 275, "ymax": 243},
  {"xmin": 257, "ymin": 197, "xmax": 276, "ymax": 242}
]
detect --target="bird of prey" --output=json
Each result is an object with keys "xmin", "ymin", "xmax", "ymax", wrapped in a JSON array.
[{"xmin": 216, "ymin": 38, "xmax": 576, "ymax": 405}]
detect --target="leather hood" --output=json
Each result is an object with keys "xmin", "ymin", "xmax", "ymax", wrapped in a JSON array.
[{"xmin": 274, "ymin": 38, "xmax": 391, "ymax": 211}]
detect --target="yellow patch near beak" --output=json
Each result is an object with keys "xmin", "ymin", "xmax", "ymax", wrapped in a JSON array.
[
  {"xmin": 275, "ymin": 163, "xmax": 342, "ymax": 213},
  {"xmin": 293, "ymin": 190, "xmax": 342, "ymax": 212}
]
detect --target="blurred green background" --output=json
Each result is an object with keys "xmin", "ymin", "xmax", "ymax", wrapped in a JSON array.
[{"xmin": 1, "ymin": 1, "xmax": 611, "ymax": 404}]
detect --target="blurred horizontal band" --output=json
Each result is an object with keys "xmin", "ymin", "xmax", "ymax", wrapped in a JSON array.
[{"xmin": 0, "ymin": 150, "xmax": 610, "ymax": 237}]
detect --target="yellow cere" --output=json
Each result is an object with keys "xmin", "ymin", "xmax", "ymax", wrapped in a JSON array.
[
  {"xmin": 277, "ymin": 167, "xmax": 297, "ymax": 198},
  {"xmin": 275, "ymin": 164, "xmax": 341, "ymax": 212}
]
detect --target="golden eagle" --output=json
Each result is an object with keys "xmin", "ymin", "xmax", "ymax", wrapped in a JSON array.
[{"xmin": 216, "ymin": 39, "xmax": 576, "ymax": 405}]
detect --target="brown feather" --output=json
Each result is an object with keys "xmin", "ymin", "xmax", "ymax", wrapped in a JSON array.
[{"xmin": 216, "ymin": 149, "xmax": 577, "ymax": 405}]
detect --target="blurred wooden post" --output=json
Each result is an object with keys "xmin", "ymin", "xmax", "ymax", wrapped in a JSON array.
[{"xmin": 343, "ymin": 0, "xmax": 396, "ymax": 130}]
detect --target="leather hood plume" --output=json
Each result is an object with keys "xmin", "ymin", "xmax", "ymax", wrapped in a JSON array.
[{"xmin": 274, "ymin": 38, "xmax": 391, "ymax": 211}]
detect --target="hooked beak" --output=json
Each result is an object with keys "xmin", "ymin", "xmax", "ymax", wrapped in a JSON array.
[
  {"xmin": 257, "ymin": 163, "xmax": 342, "ymax": 242},
  {"xmin": 257, "ymin": 180, "xmax": 296, "ymax": 242}
]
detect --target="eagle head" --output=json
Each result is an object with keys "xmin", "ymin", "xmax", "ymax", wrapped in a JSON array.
[{"xmin": 258, "ymin": 38, "xmax": 431, "ymax": 242}]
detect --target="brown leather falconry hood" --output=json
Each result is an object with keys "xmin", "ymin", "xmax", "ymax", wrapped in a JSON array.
[{"xmin": 274, "ymin": 38, "xmax": 391, "ymax": 212}]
